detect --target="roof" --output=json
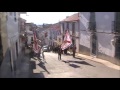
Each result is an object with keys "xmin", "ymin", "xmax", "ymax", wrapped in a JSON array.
[
  {"xmin": 19, "ymin": 18, "xmax": 26, "ymax": 22},
  {"xmin": 61, "ymin": 13, "xmax": 79, "ymax": 22},
  {"xmin": 36, "ymin": 23, "xmax": 60, "ymax": 32},
  {"xmin": 47, "ymin": 23, "xmax": 60, "ymax": 31},
  {"xmin": 25, "ymin": 23, "xmax": 37, "ymax": 27}
]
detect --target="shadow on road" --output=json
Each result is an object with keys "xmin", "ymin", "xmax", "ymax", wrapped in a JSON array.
[
  {"xmin": 62, "ymin": 60, "xmax": 95, "ymax": 67},
  {"xmin": 37, "ymin": 61, "xmax": 50, "ymax": 74},
  {"xmin": 29, "ymin": 60, "xmax": 45, "ymax": 78},
  {"xmin": 74, "ymin": 57, "xmax": 85, "ymax": 60},
  {"xmin": 69, "ymin": 64, "xmax": 80, "ymax": 68}
]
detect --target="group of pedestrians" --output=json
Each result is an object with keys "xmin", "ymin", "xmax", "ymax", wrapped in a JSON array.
[
  {"xmin": 57, "ymin": 44, "xmax": 76, "ymax": 60},
  {"xmin": 28, "ymin": 39, "xmax": 46, "ymax": 62}
]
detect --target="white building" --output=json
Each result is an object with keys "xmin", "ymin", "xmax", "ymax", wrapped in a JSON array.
[
  {"xmin": 0, "ymin": 12, "xmax": 24, "ymax": 77},
  {"xmin": 25, "ymin": 23, "xmax": 34, "ymax": 45},
  {"xmin": 7, "ymin": 12, "xmax": 21, "ymax": 62},
  {"xmin": 79, "ymin": 12, "xmax": 120, "ymax": 65},
  {"xmin": 60, "ymin": 13, "xmax": 80, "ymax": 53}
]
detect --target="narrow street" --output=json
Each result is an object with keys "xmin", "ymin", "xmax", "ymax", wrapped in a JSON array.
[
  {"xmin": 19, "ymin": 51, "xmax": 120, "ymax": 78},
  {"xmin": 1, "ymin": 12, "xmax": 120, "ymax": 78}
]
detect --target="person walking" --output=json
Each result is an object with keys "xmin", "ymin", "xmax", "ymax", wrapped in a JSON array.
[
  {"xmin": 58, "ymin": 45, "xmax": 62, "ymax": 60},
  {"xmin": 72, "ymin": 44, "xmax": 76, "ymax": 58}
]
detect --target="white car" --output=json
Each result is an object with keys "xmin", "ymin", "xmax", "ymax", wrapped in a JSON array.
[{"xmin": 42, "ymin": 45, "xmax": 48, "ymax": 52}]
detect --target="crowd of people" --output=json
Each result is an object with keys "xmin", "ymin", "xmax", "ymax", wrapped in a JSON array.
[
  {"xmin": 51, "ymin": 44, "xmax": 76, "ymax": 60},
  {"xmin": 24, "ymin": 37, "xmax": 76, "ymax": 62}
]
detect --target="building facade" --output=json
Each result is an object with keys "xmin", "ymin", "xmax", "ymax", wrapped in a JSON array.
[
  {"xmin": 25, "ymin": 23, "xmax": 34, "ymax": 46},
  {"xmin": 60, "ymin": 13, "xmax": 80, "ymax": 53},
  {"xmin": 19, "ymin": 17, "xmax": 26, "ymax": 49},
  {"xmin": 79, "ymin": 12, "xmax": 120, "ymax": 65},
  {"xmin": 0, "ymin": 12, "xmax": 23, "ymax": 77}
]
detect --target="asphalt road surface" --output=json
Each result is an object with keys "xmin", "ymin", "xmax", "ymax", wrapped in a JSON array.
[{"xmin": 28, "ymin": 52, "xmax": 120, "ymax": 78}]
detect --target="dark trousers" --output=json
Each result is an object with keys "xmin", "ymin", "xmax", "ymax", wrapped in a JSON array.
[
  {"xmin": 64, "ymin": 49, "xmax": 67, "ymax": 55},
  {"xmin": 58, "ymin": 54, "xmax": 61, "ymax": 60},
  {"xmin": 34, "ymin": 52, "xmax": 40, "ymax": 58},
  {"xmin": 73, "ymin": 51, "xmax": 75, "ymax": 58}
]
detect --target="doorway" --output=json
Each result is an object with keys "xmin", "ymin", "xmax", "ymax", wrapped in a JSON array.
[
  {"xmin": 16, "ymin": 42, "xmax": 18, "ymax": 58},
  {"xmin": 91, "ymin": 33, "xmax": 97, "ymax": 56},
  {"xmin": 115, "ymin": 36, "xmax": 120, "ymax": 59},
  {"xmin": 0, "ymin": 18, "xmax": 3, "ymax": 66}
]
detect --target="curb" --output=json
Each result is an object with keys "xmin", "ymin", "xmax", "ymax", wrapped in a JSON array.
[{"xmin": 75, "ymin": 53, "xmax": 120, "ymax": 70}]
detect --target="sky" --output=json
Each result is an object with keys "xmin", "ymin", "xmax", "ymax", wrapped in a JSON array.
[{"xmin": 20, "ymin": 12, "xmax": 78, "ymax": 25}]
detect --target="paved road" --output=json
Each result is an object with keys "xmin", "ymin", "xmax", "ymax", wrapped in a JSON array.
[{"xmin": 29, "ymin": 52, "xmax": 120, "ymax": 78}]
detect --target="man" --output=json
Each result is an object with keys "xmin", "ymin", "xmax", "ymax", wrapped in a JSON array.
[
  {"xmin": 58, "ymin": 45, "xmax": 62, "ymax": 60},
  {"xmin": 72, "ymin": 44, "xmax": 76, "ymax": 58}
]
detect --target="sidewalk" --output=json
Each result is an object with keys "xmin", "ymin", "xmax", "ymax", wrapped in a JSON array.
[
  {"xmin": 67, "ymin": 51, "xmax": 120, "ymax": 70},
  {"xmin": 75, "ymin": 53, "xmax": 120, "ymax": 70},
  {"xmin": 16, "ymin": 48, "xmax": 30, "ymax": 78}
]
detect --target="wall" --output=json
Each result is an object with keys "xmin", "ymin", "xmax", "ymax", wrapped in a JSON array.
[
  {"xmin": 0, "ymin": 12, "xmax": 20, "ymax": 77},
  {"xmin": 95, "ymin": 12, "xmax": 118, "ymax": 64},
  {"xmin": 79, "ymin": 12, "xmax": 120, "ymax": 65},
  {"xmin": 7, "ymin": 12, "xmax": 20, "ymax": 61},
  {"xmin": 79, "ymin": 12, "xmax": 91, "ymax": 55},
  {"xmin": 75, "ymin": 21, "xmax": 79, "ymax": 53},
  {"xmin": 0, "ymin": 13, "xmax": 9, "ymax": 56},
  {"xmin": 96, "ymin": 12, "xmax": 115, "ymax": 33}
]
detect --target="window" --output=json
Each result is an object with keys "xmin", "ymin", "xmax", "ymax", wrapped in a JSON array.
[
  {"xmin": 72, "ymin": 22, "xmax": 75, "ymax": 34},
  {"xmin": 14, "ymin": 17, "xmax": 17, "ymax": 22},
  {"xmin": 14, "ymin": 12, "xmax": 17, "ymax": 22},
  {"xmin": 0, "ymin": 19, "xmax": 3, "ymax": 65},
  {"xmin": 62, "ymin": 23, "xmax": 64, "ymax": 32},
  {"xmin": 45, "ymin": 32, "xmax": 48, "ymax": 37},
  {"xmin": 59, "ymin": 38, "xmax": 61, "ymax": 42},
  {"xmin": 113, "ymin": 12, "xmax": 120, "ymax": 33},
  {"xmin": 67, "ymin": 22, "xmax": 69, "ymax": 29},
  {"xmin": 112, "ymin": 21, "xmax": 120, "ymax": 33},
  {"xmin": 14, "ymin": 12, "xmax": 16, "ymax": 16}
]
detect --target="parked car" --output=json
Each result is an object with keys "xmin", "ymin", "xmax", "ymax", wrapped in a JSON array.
[{"xmin": 42, "ymin": 45, "xmax": 49, "ymax": 52}]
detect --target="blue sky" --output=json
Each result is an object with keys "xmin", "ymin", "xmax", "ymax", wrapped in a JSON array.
[{"xmin": 20, "ymin": 12, "xmax": 78, "ymax": 25}]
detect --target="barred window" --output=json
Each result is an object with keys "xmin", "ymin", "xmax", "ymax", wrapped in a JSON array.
[
  {"xmin": 62, "ymin": 23, "xmax": 64, "ymax": 32},
  {"xmin": 112, "ymin": 21, "xmax": 120, "ymax": 33},
  {"xmin": 72, "ymin": 22, "xmax": 75, "ymax": 34},
  {"xmin": 67, "ymin": 22, "xmax": 69, "ymax": 29},
  {"xmin": 14, "ymin": 12, "xmax": 17, "ymax": 22}
]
